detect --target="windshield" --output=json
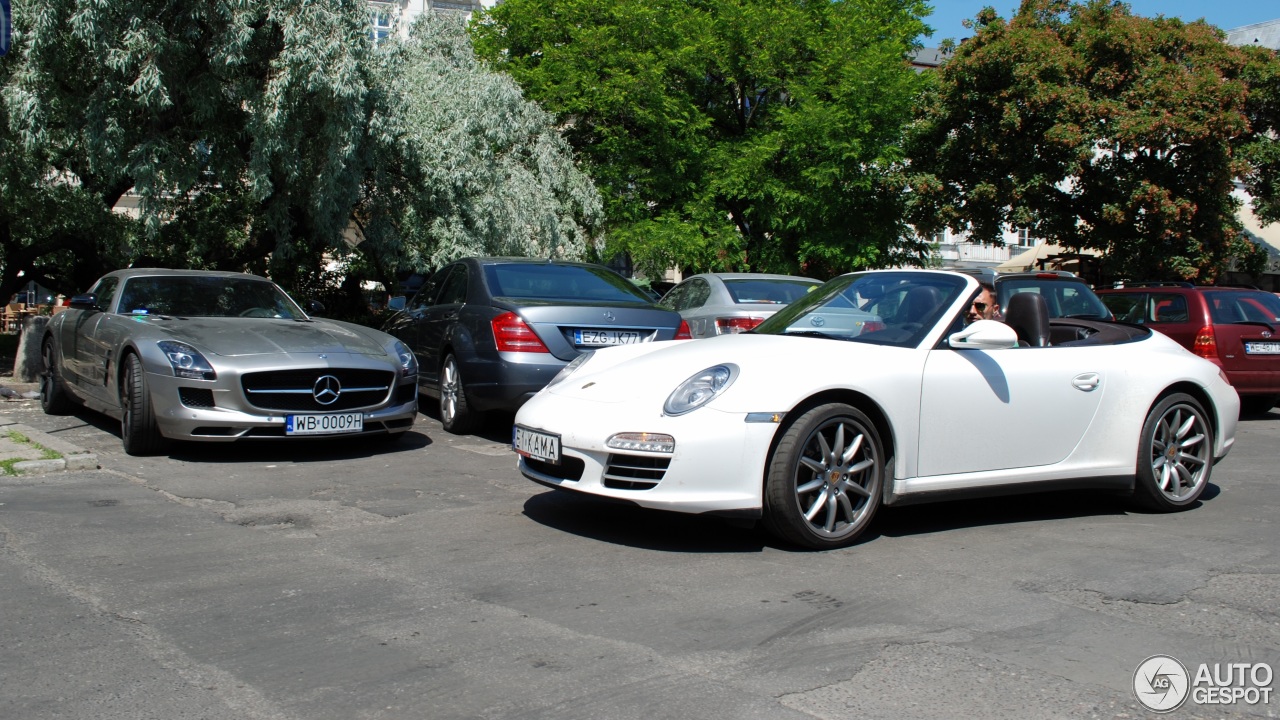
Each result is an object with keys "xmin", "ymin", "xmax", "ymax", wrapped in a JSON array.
[
  {"xmin": 116, "ymin": 275, "xmax": 306, "ymax": 319},
  {"xmin": 484, "ymin": 263, "xmax": 654, "ymax": 303},
  {"xmin": 754, "ymin": 272, "xmax": 967, "ymax": 347}
]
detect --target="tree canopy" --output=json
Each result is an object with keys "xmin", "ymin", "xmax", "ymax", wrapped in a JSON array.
[
  {"xmin": 0, "ymin": 0, "xmax": 597, "ymax": 306},
  {"xmin": 907, "ymin": 0, "xmax": 1280, "ymax": 282},
  {"xmin": 472, "ymin": 0, "xmax": 932, "ymax": 280}
]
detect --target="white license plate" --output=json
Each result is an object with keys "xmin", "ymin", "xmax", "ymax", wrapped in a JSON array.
[
  {"xmin": 286, "ymin": 413, "xmax": 364, "ymax": 435},
  {"xmin": 574, "ymin": 329, "xmax": 645, "ymax": 346},
  {"xmin": 1244, "ymin": 342, "xmax": 1280, "ymax": 355},
  {"xmin": 513, "ymin": 425, "xmax": 561, "ymax": 464}
]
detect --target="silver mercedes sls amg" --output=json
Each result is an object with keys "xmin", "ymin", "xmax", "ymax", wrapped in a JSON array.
[{"xmin": 39, "ymin": 268, "xmax": 418, "ymax": 455}]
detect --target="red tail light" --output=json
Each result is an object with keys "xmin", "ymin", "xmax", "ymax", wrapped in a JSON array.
[
  {"xmin": 492, "ymin": 312, "xmax": 550, "ymax": 353},
  {"xmin": 1192, "ymin": 324, "xmax": 1217, "ymax": 359},
  {"xmin": 674, "ymin": 320, "xmax": 692, "ymax": 340},
  {"xmin": 862, "ymin": 321, "xmax": 886, "ymax": 334},
  {"xmin": 715, "ymin": 317, "xmax": 764, "ymax": 335}
]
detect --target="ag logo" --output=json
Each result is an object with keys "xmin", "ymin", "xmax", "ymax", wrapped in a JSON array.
[{"xmin": 1134, "ymin": 655, "xmax": 1190, "ymax": 713}]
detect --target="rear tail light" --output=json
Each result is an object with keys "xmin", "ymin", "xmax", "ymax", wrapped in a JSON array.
[
  {"xmin": 675, "ymin": 320, "xmax": 692, "ymax": 340},
  {"xmin": 492, "ymin": 312, "xmax": 550, "ymax": 353},
  {"xmin": 1192, "ymin": 324, "xmax": 1217, "ymax": 359},
  {"xmin": 714, "ymin": 317, "xmax": 764, "ymax": 335},
  {"xmin": 862, "ymin": 321, "xmax": 886, "ymax": 333}
]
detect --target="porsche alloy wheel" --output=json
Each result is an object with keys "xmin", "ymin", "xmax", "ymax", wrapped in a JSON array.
[
  {"xmin": 40, "ymin": 340, "xmax": 76, "ymax": 415},
  {"xmin": 1134, "ymin": 393, "xmax": 1211, "ymax": 511},
  {"xmin": 121, "ymin": 354, "xmax": 166, "ymax": 456},
  {"xmin": 439, "ymin": 354, "xmax": 478, "ymax": 435},
  {"xmin": 764, "ymin": 403, "xmax": 884, "ymax": 549}
]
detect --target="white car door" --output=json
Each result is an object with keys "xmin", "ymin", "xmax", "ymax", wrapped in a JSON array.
[{"xmin": 916, "ymin": 346, "xmax": 1106, "ymax": 476}]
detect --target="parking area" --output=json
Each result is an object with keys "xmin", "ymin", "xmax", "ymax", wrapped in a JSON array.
[{"xmin": 2, "ymin": 395, "xmax": 1278, "ymax": 719}]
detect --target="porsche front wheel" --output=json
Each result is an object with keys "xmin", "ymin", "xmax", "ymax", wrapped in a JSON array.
[
  {"xmin": 1133, "ymin": 393, "xmax": 1211, "ymax": 511},
  {"xmin": 121, "ymin": 354, "xmax": 166, "ymax": 456},
  {"xmin": 764, "ymin": 403, "xmax": 884, "ymax": 550}
]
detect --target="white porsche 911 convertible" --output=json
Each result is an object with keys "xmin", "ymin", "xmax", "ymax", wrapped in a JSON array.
[{"xmin": 512, "ymin": 270, "xmax": 1239, "ymax": 549}]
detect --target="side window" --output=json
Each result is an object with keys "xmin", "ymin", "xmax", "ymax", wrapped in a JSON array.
[
  {"xmin": 1101, "ymin": 293, "xmax": 1145, "ymax": 324},
  {"xmin": 436, "ymin": 265, "xmax": 468, "ymax": 306},
  {"xmin": 409, "ymin": 269, "xmax": 446, "ymax": 311},
  {"xmin": 659, "ymin": 282, "xmax": 690, "ymax": 311},
  {"xmin": 92, "ymin": 277, "xmax": 120, "ymax": 312},
  {"xmin": 684, "ymin": 279, "xmax": 712, "ymax": 309},
  {"xmin": 1148, "ymin": 294, "xmax": 1188, "ymax": 324}
]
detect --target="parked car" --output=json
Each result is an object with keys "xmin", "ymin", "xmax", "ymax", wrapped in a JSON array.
[
  {"xmin": 512, "ymin": 269, "xmax": 1239, "ymax": 549},
  {"xmin": 658, "ymin": 273, "xmax": 822, "ymax": 338},
  {"xmin": 39, "ymin": 269, "xmax": 419, "ymax": 455},
  {"xmin": 958, "ymin": 269, "xmax": 1113, "ymax": 320},
  {"xmin": 1096, "ymin": 282, "xmax": 1280, "ymax": 413},
  {"xmin": 381, "ymin": 258, "xmax": 690, "ymax": 434}
]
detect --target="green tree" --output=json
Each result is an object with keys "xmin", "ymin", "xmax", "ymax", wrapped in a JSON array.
[
  {"xmin": 907, "ymin": 0, "xmax": 1279, "ymax": 282},
  {"xmin": 472, "ymin": 0, "xmax": 931, "ymax": 280},
  {"xmin": 1, "ymin": 0, "xmax": 384, "ymax": 300},
  {"xmin": 359, "ymin": 13, "xmax": 602, "ymax": 277}
]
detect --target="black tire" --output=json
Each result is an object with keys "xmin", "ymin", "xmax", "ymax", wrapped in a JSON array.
[
  {"xmin": 1132, "ymin": 393, "xmax": 1212, "ymax": 512},
  {"xmin": 439, "ymin": 354, "xmax": 479, "ymax": 435},
  {"xmin": 40, "ymin": 339, "xmax": 77, "ymax": 415},
  {"xmin": 121, "ymin": 354, "xmax": 167, "ymax": 456},
  {"xmin": 763, "ymin": 403, "xmax": 884, "ymax": 549}
]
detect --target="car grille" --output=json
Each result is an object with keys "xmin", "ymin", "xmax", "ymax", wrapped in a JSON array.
[
  {"xmin": 524, "ymin": 456, "xmax": 585, "ymax": 482},
  {"xmin": 602, "ymin": 454, "xmax": 669, "ymax": 490},
  {"xmin": 241, "ymin": 369, "xmax": 395, "ymax": 412},
  {"xmin": 178, "ymin": 387, "xmax": 216, "ymax": 408}
]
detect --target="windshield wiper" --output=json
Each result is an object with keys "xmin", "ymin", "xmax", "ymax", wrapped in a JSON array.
[{"xmin": 781, "ymin": 330, "xmax": 842, "ymax": 340}]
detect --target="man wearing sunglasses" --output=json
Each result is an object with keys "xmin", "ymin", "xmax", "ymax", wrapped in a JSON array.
[{"xmin": 966, "ymin": 281, "xmax": 1003, "ymax": 324}]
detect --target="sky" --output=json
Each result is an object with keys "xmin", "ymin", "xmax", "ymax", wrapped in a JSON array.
[{"xmin": 920, "ymin": 1, "xmax": 1279, "ymax": 44}]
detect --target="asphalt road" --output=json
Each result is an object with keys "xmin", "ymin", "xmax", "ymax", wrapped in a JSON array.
[{"xmin": 1, "ymin": 394, "xmax": 1278, "ymax": 720}]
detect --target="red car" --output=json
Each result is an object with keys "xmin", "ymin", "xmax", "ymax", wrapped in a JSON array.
[{"xmin": 1097, "ymin": 283, "xmax": 1280, "ymax": 413}]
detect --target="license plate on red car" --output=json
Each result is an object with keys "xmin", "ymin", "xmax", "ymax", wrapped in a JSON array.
[
  {"xmin": 1244, "ymin": 342, "xmax": 1280, "ymax": 355},
  {"xmin": 574, "ymin": 329, "xmax": 645, "ymax": 346},
  {"xmin": 513, "ymin": 425, "xmax": 561, "ymax": 464}
]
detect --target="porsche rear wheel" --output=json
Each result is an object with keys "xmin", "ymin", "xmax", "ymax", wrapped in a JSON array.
[
  {"xmin": 40, "ymin": 340, "xmax": 76, "ymax": 415},
  {"xmin": 439, "ymin": 354, "xmax": 479, "ymax": 435},
  {"xmin": 1133, "ymin": 393, "xmax": 1211, "ymax": 511},
  {"xmin": 764, "ymin": 403, "xmax": 884, "ymax": 549},
  {"xmin": 121, "ymin": 354, "xmax": 166, "ymax": 456}
]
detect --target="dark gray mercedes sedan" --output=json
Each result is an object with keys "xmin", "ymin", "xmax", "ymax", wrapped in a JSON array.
[{"xmin": 39, "ymin": 268, "xmax": 419, "ymax": 455}]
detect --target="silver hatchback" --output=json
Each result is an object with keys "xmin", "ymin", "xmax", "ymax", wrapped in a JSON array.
[{"xmin": 658, "ymin": 273, "xmax": 821, "ymax": 338}]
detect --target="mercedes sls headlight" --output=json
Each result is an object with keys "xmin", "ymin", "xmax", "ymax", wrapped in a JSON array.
[
  {"xmin": 393, "ymin": 340, "xmax": 418, "ymax": 377},
  {"xmin": 157, "ymin": 340, "xmax": 216, "ymax": 381},
  {"xmin": 663, "ymin": 364, "xmax": 738, "ymax": 416},
  {"xmin": 547, "ymin": 351, "xmax": 594, "ymax": 389}
]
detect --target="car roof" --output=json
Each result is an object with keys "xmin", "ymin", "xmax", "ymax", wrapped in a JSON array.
[
  {"xmin": 685, "ymin": 272, "xmax": 819, "ymax": 282},
  {"xmin": 104, "ymin": 268, "xmax": 273, "ymax": 281}
]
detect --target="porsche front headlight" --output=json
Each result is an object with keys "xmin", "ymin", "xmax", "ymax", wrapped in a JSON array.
[{"xmin": 663, "ymin": 364, "xmax": 738, "ymax": 416}]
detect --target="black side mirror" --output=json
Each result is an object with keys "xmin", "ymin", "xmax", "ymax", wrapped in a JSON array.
[
  {"xmin": 306, "ymin": 299, "xmax": 326, "ymax": 315},
  {"xmin": 69, "ymin": 293, "xmax": 99, "ymax": 310},
  {"xmin": 387, "ymin": 296, "xmax": 407, "ymax": 312}
]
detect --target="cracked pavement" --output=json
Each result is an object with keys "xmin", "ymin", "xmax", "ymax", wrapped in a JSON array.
[{"xmin": 0, "ymin": 395, "xmax": 1277, "ymax": 719}]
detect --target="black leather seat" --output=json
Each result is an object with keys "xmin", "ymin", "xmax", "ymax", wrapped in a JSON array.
[
  {"xmin": 1004, "ymin": 292, "xmax": 1051, "ymax": 347},
  {"xmin": 899, "ymin": 285, "xmax": 941, "ymax": 325}
]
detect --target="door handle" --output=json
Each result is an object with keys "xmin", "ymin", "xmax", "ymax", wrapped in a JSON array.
[{"xmin": 1072, "ymin": 372, "xmax": 1101, "ymax": 392}]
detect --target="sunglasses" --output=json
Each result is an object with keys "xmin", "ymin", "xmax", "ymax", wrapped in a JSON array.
[{"xmin": 971, "ymin": 301, "xmax": 989, "ymax": 312}]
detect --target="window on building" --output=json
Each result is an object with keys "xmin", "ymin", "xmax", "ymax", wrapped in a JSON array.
[
  {"xmin": 370, "ymin": 3, "xmax": 395, "ymax": 42},
  {"xmin": 1016, "ymin": 228, "xmax": 1036, "ymax": 248}
]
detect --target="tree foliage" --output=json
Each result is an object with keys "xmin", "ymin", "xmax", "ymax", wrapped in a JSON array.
[
  {"xmin": 907, "ymin": 0, "xmax": 1280, "ymax": 282},
  {"xmin": 472, "ymin": 0, "xmax": 931, "ymax": 280}
]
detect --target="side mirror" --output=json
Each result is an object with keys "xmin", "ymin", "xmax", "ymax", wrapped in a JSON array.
[
  {"xmin": 306, "ymin": 299, "xmax": 326, "ymax": 315},
  {"xmin": 948, "ymin": 320, "xmax": 1019, "ymax": 350},
  {"xmin": 68, "ymin": 293, "xmax": 99, "ymax": 310},
  {"xmin": 387, "ymin": 296, "xmax": 407, "ymax": 312}
]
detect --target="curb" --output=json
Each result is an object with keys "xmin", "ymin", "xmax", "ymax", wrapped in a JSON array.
[{"xmin": 0, "ymin": 416, "xmax": 100, "ymax": 476}]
